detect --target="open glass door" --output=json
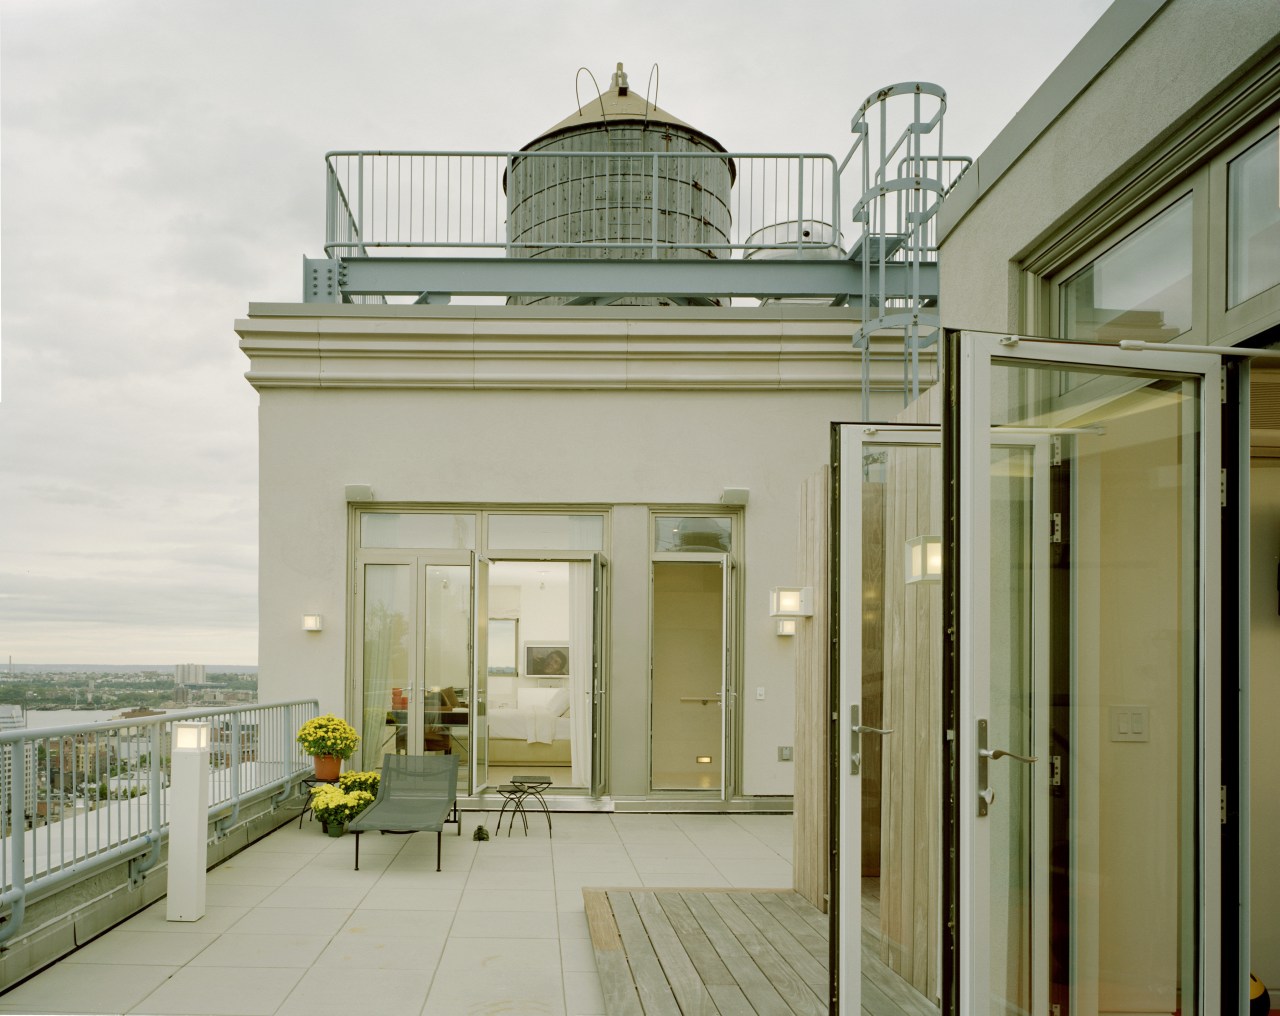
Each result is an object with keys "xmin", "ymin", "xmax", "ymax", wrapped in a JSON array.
[
  {"xmin": 471, "ymin": 558, "xmax": 488, "ymax": 794},
  {"xmin": 951, "ymin": 332, "xmax": 1221, "ymax": 1015},
  {"xmin": 835, "ymin": 425, "xmax": 944, "ymax": 1016},
  {"xmin": 591, "ymin": 554, "xmax": 608, "ymax": 798}
]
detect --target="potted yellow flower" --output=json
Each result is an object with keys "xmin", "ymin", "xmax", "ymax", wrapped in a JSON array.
[
  {"xmin": 296, "ymin": 714, "xmax": 360, "ymax": 780},
  {"xmin": 309, "ymin": 784, "xmax": 374, "ymax": 837}
]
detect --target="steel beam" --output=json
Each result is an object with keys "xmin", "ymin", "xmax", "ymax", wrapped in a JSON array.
[{"xmin": 322, "ymin": 256, "xmax": 936, "ymax": 302}]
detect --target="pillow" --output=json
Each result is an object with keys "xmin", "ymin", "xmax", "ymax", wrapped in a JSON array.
[
  {"xmin": 439, "ymin": 686, "xmax": 460, "ymax": 708},
  {"xmin": 517, "ymin": 687, "xmax": 557, "ymax": 711},
  {"xmin": 546, "ymin": 687, "xmax": 571, "ymax": 717}
]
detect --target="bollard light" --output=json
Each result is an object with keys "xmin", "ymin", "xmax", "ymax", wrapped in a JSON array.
[{"xmin": 166, "ymin": 721, "xmax": 211, "ymax": 922}]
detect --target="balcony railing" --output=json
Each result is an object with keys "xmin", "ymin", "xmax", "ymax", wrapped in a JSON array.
[
  {"xmin": 324, "ymin": 150, "xmax": 842, "ymax": 260},
  {"xmin": 0, "ymin": 700, "xmax": 319, "ymax": 945}
]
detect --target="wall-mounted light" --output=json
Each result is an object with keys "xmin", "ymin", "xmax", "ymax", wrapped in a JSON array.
[
  {"xmin": 696, "ymin": 756, "xmax": 713, "ymax": 764},
  {"xmin": 905, "ymin": 536, "xmax": 943, "ymax": 583},
  {"xmin": 776, "ymin": 618, "xmax": 799, "ymax": 637},
  {"xmin": 302, "ymin": 614, "xmax": 324, "ymax": 632},
  {"xmin": 769, "ymin": 587, "xmax": 812, "ymax": 617}
]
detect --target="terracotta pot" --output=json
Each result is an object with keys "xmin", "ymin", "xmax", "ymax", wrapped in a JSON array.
[{"xmin": 313, "ymin": 754, "xmax": 341, "ymax": 781}]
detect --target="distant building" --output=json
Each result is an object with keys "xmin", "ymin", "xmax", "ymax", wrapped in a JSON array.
[{"xmin": 174, "ymin": 664, "xmax": 205, "ymax": 686}]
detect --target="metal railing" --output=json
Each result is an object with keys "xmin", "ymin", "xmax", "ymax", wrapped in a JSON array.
[
  {"xmin": 0, "ymin": 700, "xmax": 319, "ymax": 945},
  {"xmin": 324, "ymin": 150, "xmax": 840, "ymax": 260}
]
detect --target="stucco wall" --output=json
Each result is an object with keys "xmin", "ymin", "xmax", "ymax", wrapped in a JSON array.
[{"xmin": 241, "ymin": 305, "xmax": 899, "ymax": 799}]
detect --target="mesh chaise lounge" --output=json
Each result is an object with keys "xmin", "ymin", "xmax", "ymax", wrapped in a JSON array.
[{"xmin": 349, "ymin": 754, "xmax": 460, "ymax": 871}]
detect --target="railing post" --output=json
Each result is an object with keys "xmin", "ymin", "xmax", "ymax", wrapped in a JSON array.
[
  {"xmin": 796, "ymin": 155, "xmax": 805, "ymax": 254},
  {"xmin": 651, "ymin": 152, "xmax": 660, "ymax": 259},
  {"xmin": 505, "ymin": 154, "xmax": 514, "ymax": 257}
]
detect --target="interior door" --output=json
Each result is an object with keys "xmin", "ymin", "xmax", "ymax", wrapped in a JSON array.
[
  {"xmin": 650, "ymin": 554, "xmax": 729, "ymax": 794},
  {"xmin": 835, "ymin": 424, "xmax": 945, "ymax": 1014},
  {"xmin": 952, "ymin": 333, "xmax": 1221, "ymax": 1015}
]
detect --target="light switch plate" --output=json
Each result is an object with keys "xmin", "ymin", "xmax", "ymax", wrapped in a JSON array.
[{"xmin": 1109, "ymin": 705, "xmax": 1150, "ymax": 742}]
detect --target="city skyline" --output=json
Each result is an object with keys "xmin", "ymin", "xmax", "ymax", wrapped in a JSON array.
[{"xmin": 1, "ymin": 0, "xmax": 1113, "ymax": 663}]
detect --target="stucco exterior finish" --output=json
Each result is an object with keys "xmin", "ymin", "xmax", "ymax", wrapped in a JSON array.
[
  {"xmin": 938, "ymin": 0, "xmax": 1280, "ymax": 332},
  {"xmin": 240, "ymin": 305, "xmax": 893, "ymax": 799}
]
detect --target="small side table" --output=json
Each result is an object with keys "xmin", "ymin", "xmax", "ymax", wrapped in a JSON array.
[
  {"xmin": 512, "ymin": 774, "xmax": 552, "ymax": 837},
  {"xmin": 494, "ymin": 784, "xmax": 529, "ymax": 837},
  {"xmin": 298, "ymin": 774, "xmax": 340, "ymax": 829}
]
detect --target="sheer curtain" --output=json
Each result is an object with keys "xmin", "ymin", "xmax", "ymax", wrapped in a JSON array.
[{"xmin": 568, "ymin": 562, "xmax": 592, "ymax": 787}]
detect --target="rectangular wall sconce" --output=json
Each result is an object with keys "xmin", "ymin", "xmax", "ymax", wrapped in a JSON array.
[
  {"xmin": 302, "ymin": 614, "xmax": 324, "ymax": 632},
  {"xmin": 769, "ymin": 587, "xmax": 813, "ymax": 617},
  {"xmin": 905, "ymin": 536, "xmax": 943, "ymax": 583},
  {"xmin": 776, "ymin": 618, "xmax": 798, "ymax": 637},
  {"xmin": 696, "ymin": 756, "xmax": 713, "ymax": 764}
]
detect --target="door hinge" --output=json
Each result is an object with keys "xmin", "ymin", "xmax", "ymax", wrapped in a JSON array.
[
  {"xmin": 1050, "ymin": 512, "xmax": 1063, "ymax": 544},
  {"xmin": 1220, "ymin": 469, "xmax": 1228, "ymax": 508},
  {"xmin": 1221, "ymin": 375, "xmax": 1228, "ymax": 404},
  {"xmin": 1049, "ymin": 755, "xmax": 1062, "ymax": 787},
  {"xmin": 1051, "ymin": 434, "xmax": 1063, "ymax": 466},
  {"xmin": 1220, "ymin": 785, "xmax": 1227, "ymax": 825}
]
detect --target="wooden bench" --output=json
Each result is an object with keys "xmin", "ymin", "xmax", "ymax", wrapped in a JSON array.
[{"xmin": 349, "ymin": 754, "xmax": 460, "ymax": 872}]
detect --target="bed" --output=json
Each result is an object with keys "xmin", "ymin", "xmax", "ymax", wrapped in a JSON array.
[{"xmin": 484, "ymin": 687, "xmax": 572, "ymax": 766}]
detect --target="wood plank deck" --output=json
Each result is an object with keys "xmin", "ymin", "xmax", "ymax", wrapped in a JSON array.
[{"xmin": 584, "ymin": 888, "xmax": 938, "ymax": 1016}]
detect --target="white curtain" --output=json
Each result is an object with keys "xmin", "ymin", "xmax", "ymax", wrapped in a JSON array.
[{"xmin": 568, "ymin": 562, "xmax": 593, "ymax": 787}]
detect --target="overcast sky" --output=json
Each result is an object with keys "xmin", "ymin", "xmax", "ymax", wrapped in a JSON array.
[{"xmin": 1, "ymin": 0, "xmax": 1112, "ymax": 665}]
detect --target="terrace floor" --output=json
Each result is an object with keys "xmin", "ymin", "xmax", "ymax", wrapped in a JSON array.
[{"xmin": 0, "ymin": 809, "xmax": 798, "ymax": 1015}]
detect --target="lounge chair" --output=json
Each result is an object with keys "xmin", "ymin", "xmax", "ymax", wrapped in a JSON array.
[{"xmin": 350, "ymin": 754, "xmax": 460, "ymax": 872}]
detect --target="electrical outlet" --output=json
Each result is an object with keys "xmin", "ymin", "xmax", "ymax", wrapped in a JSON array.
[{"xmin": 778, "ymin": 746, "xmax": 793, "ymax": 761}]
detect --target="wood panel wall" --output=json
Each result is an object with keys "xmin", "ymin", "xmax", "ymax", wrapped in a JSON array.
[{"xmin": 793, "ymin": 466, "xmax": 830, "ymax": 914}]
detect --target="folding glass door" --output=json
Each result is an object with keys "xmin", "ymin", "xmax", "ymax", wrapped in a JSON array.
[
  {"xmin": 835, "ymin": 425, "xmax": 944, "ymax": 1015},
  {"xmin": 951, "ymin": 333, "xmax": 1221, "ymax": 1015}
]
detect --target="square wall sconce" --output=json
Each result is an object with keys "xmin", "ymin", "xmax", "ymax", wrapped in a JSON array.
[
  {"xmin": 173, "ymin": 722, "xmax": 211, "ymax": 752},
  {"xmin": 302, "ymin": 614, "xmax": 324, "ymax": 632},
  {"xmin": 769, "ymin": 587, "xmax": 812, "ymax": 617},
  {"xmin": 905, "ymin": 536, "xmax": 943, "ymax": 583},
  {"xmin": 776, "ymin": 618, "xmax": 798, "ymax": 637}
]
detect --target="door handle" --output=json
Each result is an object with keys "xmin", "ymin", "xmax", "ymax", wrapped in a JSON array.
[
  {"xmin": 977, "ymin": 718, "xmax": 1037, "ymax": 816},
  {"xmin": 850, "ymin": 705, "xmax": 893, "ymax": 775}
]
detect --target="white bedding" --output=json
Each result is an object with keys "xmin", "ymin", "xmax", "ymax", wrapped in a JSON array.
[{"xmin": 486, "ymin": 708, "xmax": 571, "ymax": 744}]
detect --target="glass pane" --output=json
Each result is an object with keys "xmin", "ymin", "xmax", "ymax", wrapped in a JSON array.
[
  {"xmin": 988, "ymin": 358, "xmax": 1200, "ymax": 1016},
  {"xmin": 1229, "ymin": 129, "xmax": 1280, "ymax": 306},
  {"xmin": 987, "ymin": 443, "xmax": 1036, "ymax": 1015},
  {"xmin": 1061, "ymin": 195, "xmax": 1193, "ymax": 343},
  {"xmin": 651, "ymin": 561, "xmax": 723, "ymax": 790},
  {"xmin": 360, "ymin": 513, "xmax": 475, "ymax": 549},
  {"xmin": 486, "ymin": 514, "xmax": 604, "ymax": 551},
  {"xmin": 361, "ymin": 564, "xmax": 412, "ymax": 767},
  {"xmin": 859, "ymin": 443, "xmax": 943, "ymax": 1008},
  {"xmin": 423, "ymin": 565, "xmax": 471, "ymax": 757},
  {"xmin": 653, "ymin": 516, "xmax": 732, "ymax": 553}
]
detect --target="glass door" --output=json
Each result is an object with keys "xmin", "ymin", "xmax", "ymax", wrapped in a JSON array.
[
  {"xmin": 591, "ymin": 554, "xmax": 608, "ymax": 798},
  {"xmin": 357, "ymin": 552, "xmax": 476, "ymax": 779},
  {"xmin": 650, "ymin": 554, "xmax": 729, "ymax": 794},
  {"xmin": 952, "ymin": 332, "xmax": 1221, "ymax": 1015},
  {"xmin": 835, "ymin": 425, "xmax": 944, "ymax": 1016},
  {"xmin": 471, "ymin": 559, "xmax": 488, "ymax": 793}
]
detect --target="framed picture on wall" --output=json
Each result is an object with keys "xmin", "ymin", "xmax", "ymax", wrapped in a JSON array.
[{"xmin": 525, "ymin": 642, "xmax": 570, "ymax": 677}]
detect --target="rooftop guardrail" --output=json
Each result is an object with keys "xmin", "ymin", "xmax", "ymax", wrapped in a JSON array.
[{"xmin": 0, "ymin": 700, "xmax": 319, "ymax": 945}]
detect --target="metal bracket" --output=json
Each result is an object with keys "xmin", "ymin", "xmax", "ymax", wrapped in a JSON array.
[{"xmin": 304, "ymin": 257, "xmax": 342, "ymax": 303}]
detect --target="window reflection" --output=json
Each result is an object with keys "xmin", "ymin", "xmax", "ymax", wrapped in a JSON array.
[
  {"xmin": 1229, "ymin": 129, "xmax": 1280, "ymax": 307},
  {"xmin": 1061, "ymin": 195, "xmax": 1193, "ymax": 342}
]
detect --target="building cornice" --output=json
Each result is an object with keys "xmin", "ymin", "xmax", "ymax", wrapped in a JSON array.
[{"xmin": 237, "ymin": 305, "xmax": 930, "ymax": 393}]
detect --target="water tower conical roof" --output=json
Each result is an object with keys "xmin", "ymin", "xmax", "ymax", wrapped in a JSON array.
[{"xmin": 522, "ymin": 62, "xmax": 728, "ymax": 154}]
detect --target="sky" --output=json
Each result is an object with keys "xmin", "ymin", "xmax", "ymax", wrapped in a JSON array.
[{"xmin": 0, "ymin": 0, "xmax": 1113, "ymax": 665}]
